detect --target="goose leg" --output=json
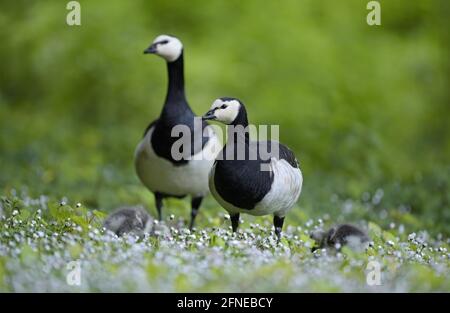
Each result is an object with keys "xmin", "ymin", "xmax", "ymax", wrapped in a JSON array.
[
  {"xmin": 274, "ymin": 215, "xmax": 285, "ymax": 241},
  {"xmin": 155, "ymin": 192, "xmax": 164, "ymax": 221},
  {"xmin": 189, "ymin": 196, "xmax": 203, "ymax": 230},
  {"xmin": 230, "ymin": 213, "xmax": 240, "ymax": 232}
]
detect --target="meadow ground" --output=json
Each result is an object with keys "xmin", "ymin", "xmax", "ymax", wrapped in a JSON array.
[{"xmin": 0, "ymin": 178, "xmax": 449, "ymax": 292}]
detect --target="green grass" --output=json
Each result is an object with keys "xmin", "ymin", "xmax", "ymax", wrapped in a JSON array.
[{"xmin": 0, "ymin": 187, "xmax": 449, "ymax": 292}]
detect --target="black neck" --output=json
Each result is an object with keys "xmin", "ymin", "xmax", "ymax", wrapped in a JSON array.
[
  {"xmin": 232, "ymin": 107, "xmax": 249, "ymax": 127},
  {"xmin": 228, "ymin": 107, "xmax": 250, "ymax": 143},
  {"xmin": 164, "ymin": 52, "xmax": 186, "ymax": 104}
]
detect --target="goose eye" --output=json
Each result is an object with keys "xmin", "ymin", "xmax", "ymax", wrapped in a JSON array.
[
  {"xmin": 220, "ymin": 104, "xmax": 227, "ymax": 109},
  {"xmin": 159, "ymin": 40, "xmax": 169, "ymax": 45}
]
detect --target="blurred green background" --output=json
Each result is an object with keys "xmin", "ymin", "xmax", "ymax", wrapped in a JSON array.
[{"xmin": 0, "ymin": 0, "xmax": 449, "ymax": 233}]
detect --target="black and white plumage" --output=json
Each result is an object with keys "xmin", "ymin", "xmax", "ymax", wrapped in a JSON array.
[
  {"xmin": 311, "ymin": 224, "xmax": 370, "ymax": 251},
  {"xmin": 135, "ymin": 35, "xmax": 220, "ymax": 229},
  {"xmin": 202, "ymin": 97, "xmax": 303, "ymax": 239}
]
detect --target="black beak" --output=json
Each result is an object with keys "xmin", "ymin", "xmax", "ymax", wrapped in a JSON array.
[
  {"xmin": 202, "ymin": 110, "xmax": 216, "ymax": 120},
  {"xmin": 143, "ymin": 44, "xmax": 157, "ymax": 54}
]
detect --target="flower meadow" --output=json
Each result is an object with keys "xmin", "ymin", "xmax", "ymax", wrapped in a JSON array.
[{"xmin": 0, "ymin": 191, "xmax": 448, "ymax": 292}]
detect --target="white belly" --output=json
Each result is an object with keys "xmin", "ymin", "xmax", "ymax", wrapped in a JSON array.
[
  {"xmin": 209, "ymin": 158, "xmax": 303, "ymax": 217},
  {"xmin": 135, "ymin": 126, "xmax": 221, "ymax": 197},
  {"xmin": 255, "ymin": 158, "xmax": 303, "ymax": 216}
]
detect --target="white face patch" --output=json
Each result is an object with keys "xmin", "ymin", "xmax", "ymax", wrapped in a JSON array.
[
  {"xmin": 152, "ymin": 34, "xmax": 183, "ymax": 62},
  {"xmin": 209, "ymin": 99, "xmax": 241, "ymax": 124}
]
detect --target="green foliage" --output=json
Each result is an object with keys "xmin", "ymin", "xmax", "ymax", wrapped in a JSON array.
[{"xmin": 1, "ymin": 0, "xmax": 449, "ymax": 200}]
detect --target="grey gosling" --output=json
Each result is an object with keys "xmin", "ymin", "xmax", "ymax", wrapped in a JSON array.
[
  {"xmin": 104, "ymin": 206, "xmax": 153, "ymax": 237},
  {"xmin": 311, "ymin": 224, "xmax": 370, "ymax": 252}
]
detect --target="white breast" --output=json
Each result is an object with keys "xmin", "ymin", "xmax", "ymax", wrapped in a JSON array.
[{"xmin": 135, "ymin": 126, "xmax": 221, "ymax": 197}]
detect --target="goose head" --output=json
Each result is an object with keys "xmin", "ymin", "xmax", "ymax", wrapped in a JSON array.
[
  {"xmin": 202, "ymin": 97, "xmax": 245, "ymax": 125},
  {"xmin": 144, "ymin": 34, "xmax": 183, "ymax": 62}
]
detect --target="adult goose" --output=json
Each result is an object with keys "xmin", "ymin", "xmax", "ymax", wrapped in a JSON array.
[
  {"xmin": 135, "ymin": 35, "xmax": 220, "ymax": 229},
  {"xmin": 202, "ymin": 97, "xmax": 303, "ymax": 239}
]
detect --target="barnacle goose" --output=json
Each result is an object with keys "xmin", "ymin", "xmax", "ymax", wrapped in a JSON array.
[
  {"xmin": 135, "ymin": 35, "xmax": 220, "ymax": 229},
  {"xmin": 311, "ymin": 224, "xmax": 370, "ymax": 252},
  {"xmin": 202, "ymin": 97, "xmax": 303, "ymax": 240}
]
